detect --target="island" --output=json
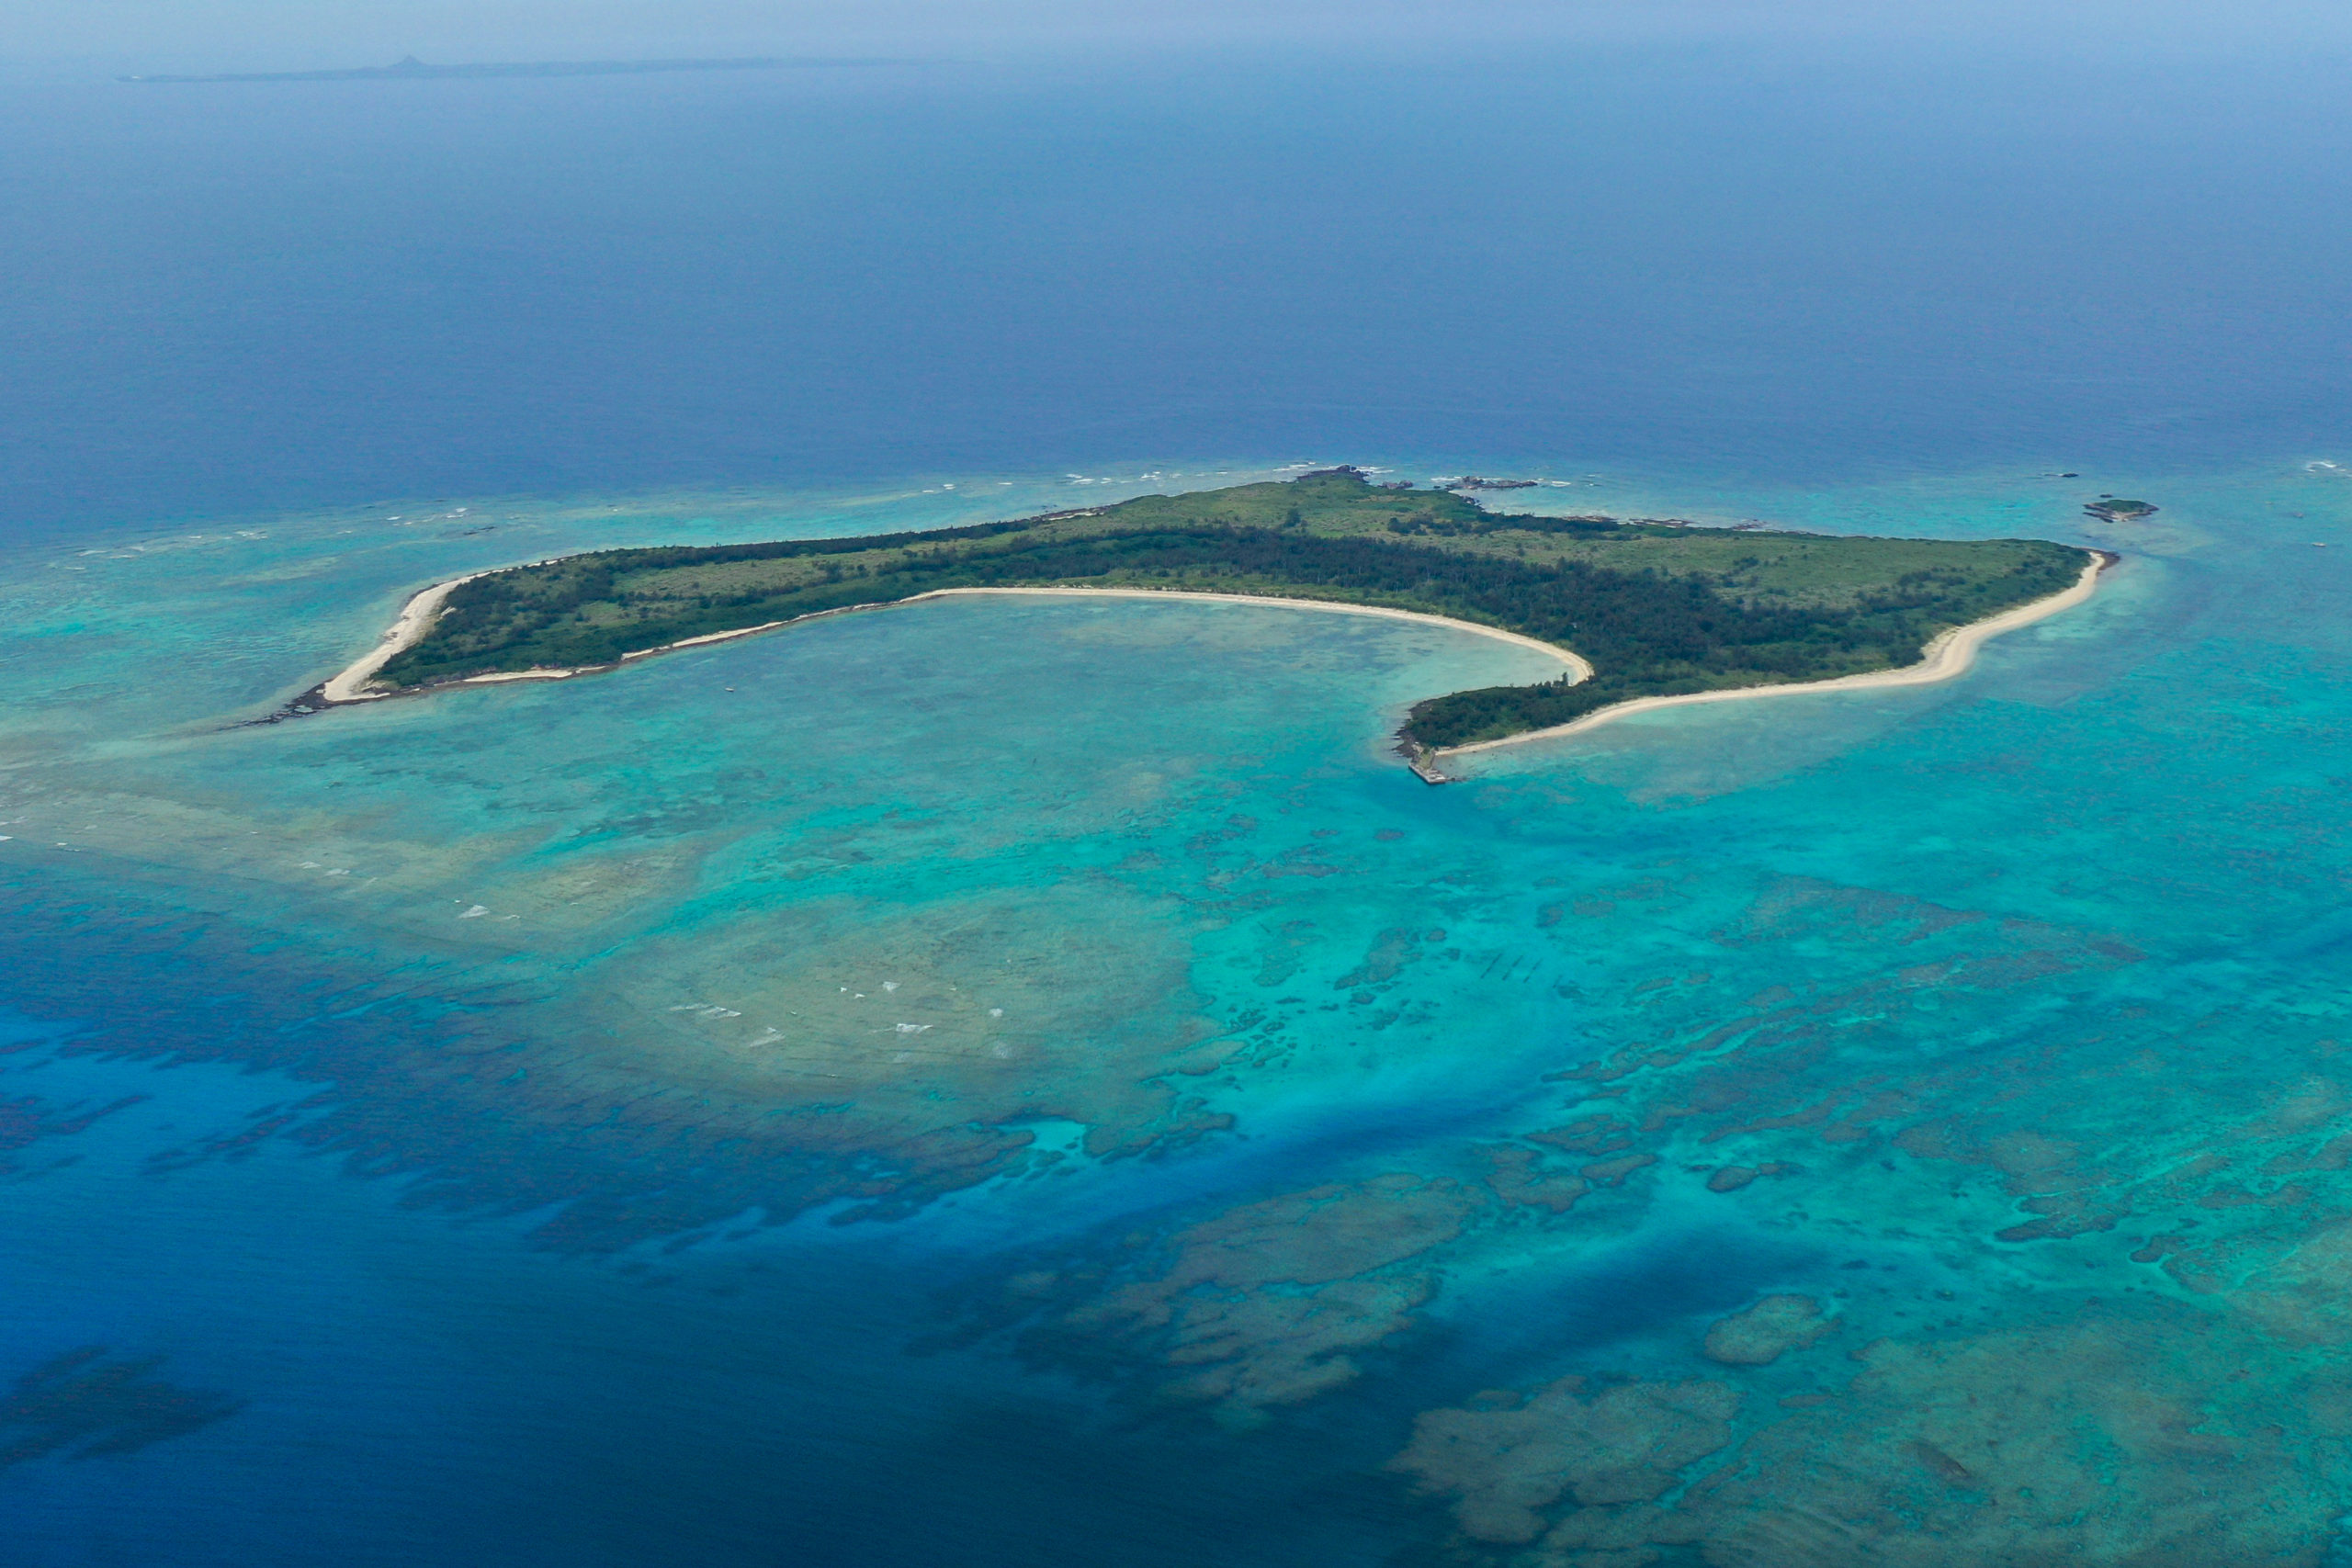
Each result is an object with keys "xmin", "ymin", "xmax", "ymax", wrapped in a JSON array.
[
  {"xmin": 2084, "ymin": 498, "xmax": 2158, "ymax": 523},
  {"xmin": 305, "ymin": 468, "xmax": 2106, "ymax": 777}
]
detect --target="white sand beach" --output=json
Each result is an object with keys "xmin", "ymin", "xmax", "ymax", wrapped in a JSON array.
[
  {"xmin": 913, "ymin": 586, "xmax": 1595, "ymax": 677},
  {"xmin": 319, "ymin": 580, "xmax": 1592, "ymax": 703},
  {"xmin": 319, "ymin": 572, "xmax": 488, "ymax": 702},
  {"xmin": 1435, "ymin": 549, "xmax": 2112, "ymax": 761}
]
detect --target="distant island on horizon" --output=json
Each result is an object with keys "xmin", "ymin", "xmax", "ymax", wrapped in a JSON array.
[
  {"xmin": 120, "ymin": 55, "xmax": 902, "ymax": 85},
  {"xmin": 300, "ymin": 468, "xmax": 2104, "ymax": 774}
]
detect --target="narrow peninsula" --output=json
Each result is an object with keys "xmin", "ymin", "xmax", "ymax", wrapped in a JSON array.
[{"xmin": 309, "ymin": 468, "xmax": 2105, "ymax": 773}]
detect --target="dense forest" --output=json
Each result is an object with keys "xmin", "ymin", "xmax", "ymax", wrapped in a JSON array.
[{"xmin": 370, "ymin": 469, "xmax": 2089, "ymax": 751}]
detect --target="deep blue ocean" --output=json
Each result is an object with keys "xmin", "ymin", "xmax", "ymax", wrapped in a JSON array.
[
  {"xmin": 6, "ymin": 22, "xmax": 2352, "ymax": 1567},
  {"xmin": 6, "ymin": 33, "xmax": 2352, "ymax": 530}
]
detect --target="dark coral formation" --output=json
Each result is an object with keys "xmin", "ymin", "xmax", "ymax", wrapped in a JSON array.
[
  {"xmin": 1395, "ymin": 1313, "xmax": 2341, "ymax": 1566},
  {"xmin": 1046, "ymin": 1175, "xmax": 1480, "ymax": 1419},
  {"xmin": 1390, "ymin": 1377, "xmax": 1742, "ymax": 1544},
  {"xmin": 1702, "ymin": 1295, "xmax": 1836, "ymax": 1366},
  {"xmin": 0, "ymin": 1348, "xmax": 242, "ymax": 1467},
  {"xmin": 0, "ymin": 1089, "xmax": 145, "ymax": 1176}
]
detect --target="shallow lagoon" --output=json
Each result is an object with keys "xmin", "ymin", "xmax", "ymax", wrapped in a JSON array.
[{"xmin": 6, "ymin": 457, "xmax": 2352, "ymax": 1562}]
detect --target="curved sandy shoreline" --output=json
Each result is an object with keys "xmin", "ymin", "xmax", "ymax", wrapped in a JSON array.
[
  {"xmin": 314, "ymin": 580, "xmax": 1593, "ymax": 705},
  {"xmin": 914, "ymin": 586, "xmax": 1594, "ymax": 677},
  {"xmin": 1434, "ymin": 550, "xmax": 2112, "ymax": 761},
  {"xmin": 312, "ymin": 555, "xmax": 2104, "ymax": 764}
]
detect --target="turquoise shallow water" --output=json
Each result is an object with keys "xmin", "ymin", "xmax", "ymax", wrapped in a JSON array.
[{"xmin": 6, "ymin": 457, "xmax": 2352, "ymax": 1563}]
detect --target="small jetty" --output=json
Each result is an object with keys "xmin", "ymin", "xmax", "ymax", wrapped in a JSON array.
[{"xmin": 1401, "ymin": 746, "xmax": 1455, "ymax": 785}]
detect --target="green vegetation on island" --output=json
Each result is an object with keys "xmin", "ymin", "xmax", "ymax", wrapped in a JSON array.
[
  {"xmin": 372, "ymin": 469, "xmax": 2091, "ymax": 750},
  {"xmin": 2085, "ymin": 499, "xmax": 2158, "ymax": 523}
]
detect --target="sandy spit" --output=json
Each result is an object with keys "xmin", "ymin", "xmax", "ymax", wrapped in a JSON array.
[
  {"xmin": 1435, "ymin": 549, "xmax": 2113, "ymax": 761},
  {"xmin": 319, "ymin": 572, "xmax": 489, "ymax": 702}
]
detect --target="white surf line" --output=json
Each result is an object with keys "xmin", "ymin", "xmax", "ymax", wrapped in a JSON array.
[
  {"xmin": 1436, "ymin": 550, "xmax": 2113, "ymax": 761},
  {"xmin": 323, "ymin": 582, "xmax": 1594, "ymax": 700}
]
